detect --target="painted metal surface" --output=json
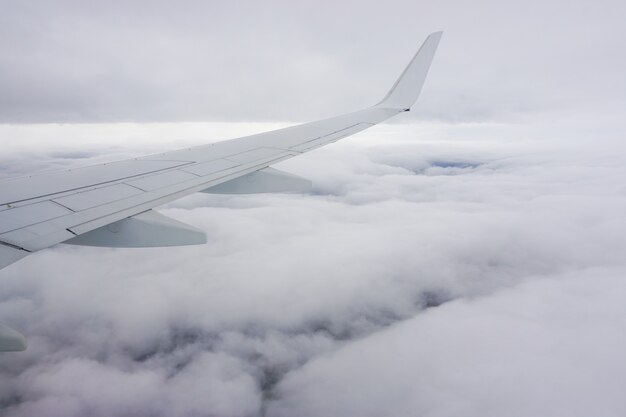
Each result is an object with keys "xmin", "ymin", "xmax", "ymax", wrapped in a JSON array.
[
  {"xmin": 180, "ymin": 159, "xmax": 239, "ymax": 176},
  {"xmin": 53, "ymin": 183, "xmax": 144, "ymax": 211},
  {"xmin": 0, "ymin": 159, "xmax": 190, "ymax": 206},
  {"xmin": 125, "ymin": 170, "xmax": 199, "ymax": 192},
  {"xmin": 0, "ymin": 201, "xmax": 72, "ymax": 234}
]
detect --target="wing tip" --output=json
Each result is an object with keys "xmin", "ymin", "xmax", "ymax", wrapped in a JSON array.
[{"xmin": 375, "ymin": 31, "xmax": 443, "ymax": 110}]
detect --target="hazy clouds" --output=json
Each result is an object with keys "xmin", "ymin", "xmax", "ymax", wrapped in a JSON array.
[
  {"xmin": 2, "ymin": 0, "xmax": 625, "ymax": 123},
  {"xmin": 2, "ymin": 0, "xmax": 626, "ymax": 415},
  {"xmin": 1, "ymin": 118, "xmax": 626, "ymax": 416}
]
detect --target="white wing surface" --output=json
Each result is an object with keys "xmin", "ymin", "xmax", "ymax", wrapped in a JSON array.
[{"xmin": 0, "ymin": 32, "xmax": 442, "ymax": 271}]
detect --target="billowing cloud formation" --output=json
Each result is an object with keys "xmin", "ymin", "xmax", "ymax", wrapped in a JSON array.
[
  {"xmin": 1, "ymin": 118, "xmax": 626, "ymax": 416},
  {"xmin": 268, "ymin": 268, "xmax": 626, "ymax": 417}
]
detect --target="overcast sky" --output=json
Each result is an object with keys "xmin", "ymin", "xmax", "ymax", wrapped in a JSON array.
[
  {"xmin": 2, "ymin": 0, "xmax": 625, "ymax": 123},
  {"xmin": 2, "ymin": 1, "xmax": 626, "ymax": 416}
]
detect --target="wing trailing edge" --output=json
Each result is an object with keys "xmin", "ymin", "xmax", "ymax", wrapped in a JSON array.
[{"xmin": 0, "ymin": 245, "xmax": 28, "ymax": 271}]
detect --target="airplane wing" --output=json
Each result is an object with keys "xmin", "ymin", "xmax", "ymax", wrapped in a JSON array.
[{"xmin": 0, "ymin": 32, "xmax": 442, "ymax": 272}]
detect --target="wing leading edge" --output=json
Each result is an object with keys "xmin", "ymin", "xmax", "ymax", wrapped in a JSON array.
[{"xmin": 0, "ymin": 32, "xmax": 443, "ymax": 271}]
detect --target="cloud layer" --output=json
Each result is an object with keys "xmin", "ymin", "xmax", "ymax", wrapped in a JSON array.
[{"xmin": 1, "ymin": 118, "xmax": 626, "ymax": 416}]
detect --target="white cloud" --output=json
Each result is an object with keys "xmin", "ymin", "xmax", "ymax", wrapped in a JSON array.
[
  {"xmin": 267, "ymin": 267, "xmax": 626, "ymax": 417},
  {"xmin": 2, "ymin": 1, "xmax": 626, "ymax": 413},
  {"xmin": 1, "ymin": 118, "xmax": 626, "ymax": 416}
]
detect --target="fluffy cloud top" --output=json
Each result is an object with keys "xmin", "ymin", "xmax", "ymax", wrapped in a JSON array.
[{"xmin": 1, "ymin": 117, "xmax": 626, "ymax": 416}]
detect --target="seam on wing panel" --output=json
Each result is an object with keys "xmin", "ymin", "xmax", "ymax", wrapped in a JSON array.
[
  {"xmin": 66, "ymin": 154, "xmax": 295, "ymax": 236},
  {"xmin": 1, "ymin": 161, "xmax": 196, "ymax": 206},
  {"xmin": 0, "ymin": 240, "xmax": 31, "ymax": 253},
  {"xmin": 289, "ymin": 123, "xmax": 372, "ymax": 150},
  {"xmin": 125, "ymin": 183, "xmax": 147, "ymax": 192},
  {"xmin": 50, "ymin": 199, "xmax": 76, "ymax": 213}
]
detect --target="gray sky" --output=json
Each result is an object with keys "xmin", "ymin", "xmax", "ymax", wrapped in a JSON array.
[
  {"xmin": 2, "ymin": 0, "xmax": 625, "ymax": 123},
  {"xmin": 2, "ymin": 1, "xmax": 626, "ymax": 416}
]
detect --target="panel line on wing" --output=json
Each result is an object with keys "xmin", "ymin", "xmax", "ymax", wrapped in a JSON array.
[
  {"xmin": 181, "ymin": 159, "xmax": 240, "ymax": 176},
  {"xmin": 0, "ymin": 201, "xmax": 73, "ymax": 234},
  {"xmin": 0, "ymin": 160, "xmax": 195, "ymax": 206},
  {"xmin": 125, "ymin": 170, "xmax": 200, "ymax": 191},
  {"xmin": 52, "ymin": 183, "xmax": 144, "ymax": 212},
  {"xmin": 223, "ymin": 147, "xmax": 288, "ymax": 164},
  {"xmin": 0, "ymin": 240, "xmax": 31, "ymax": 252},
  {"xmin": 290, "ymin": 123, "xmax": 374, "ymax": 152},
  {"xmin": 66, "ymin": 153, "xmax": 297, "ymax": 237}
]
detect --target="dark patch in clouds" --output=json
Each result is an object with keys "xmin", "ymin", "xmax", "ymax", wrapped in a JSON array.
[{"xmin": 428, "ymin": 160, "xmax": 481, "ymax": 169}]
